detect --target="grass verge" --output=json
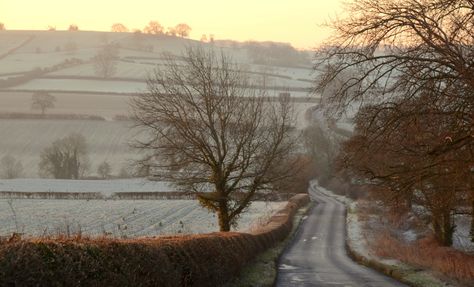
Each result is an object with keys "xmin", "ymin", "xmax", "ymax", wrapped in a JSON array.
[
  {"xmin": 346, "ymin": 204, "xmax": 456, "ymax": 287},
  {"xmin": 224, "ymin": 202, "xmax": 313, "ymax": 287}
]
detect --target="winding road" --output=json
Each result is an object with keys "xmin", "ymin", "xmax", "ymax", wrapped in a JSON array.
[{"xmin": 275, "ymin": 184, "xmax": 406, "ymax": 287}]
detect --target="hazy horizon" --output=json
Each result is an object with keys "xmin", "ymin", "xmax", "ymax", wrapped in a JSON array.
[{"xmin": 1, "ymin": 0, "xmax": 346, "ymax": 49}]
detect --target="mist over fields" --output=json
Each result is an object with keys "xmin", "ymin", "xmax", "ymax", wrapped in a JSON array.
[{"xmin": 0, "ymin": 30, "xmax": 316, "ymax": 178}]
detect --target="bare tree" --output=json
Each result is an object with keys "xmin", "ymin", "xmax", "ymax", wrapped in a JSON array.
[
  {"xmin": 0, "ymin": 155, "xmax": 23, "ymax": 179},
  {"xmin": 143, "ymin": 21, "xmax": 164, "ymax": 35},
  {"xmin": 97, "ymin": 161, "xmax": 112, "ymax": 179},
  {"xmin": 316, "ymin": 0, "xmax": 474, "ymax": 246},
  {"xmin": 93, "ymin": 44, "xmax": 118, "ymax": 79},
  {"xmin": 31, "ymin": 91, "xmax": 56, "ymax": 115},
  {"xmin": 174, "ymin": 23, "xmax": 191, "ymax": 38},
  {"xmin": 39, "ymin": 133, "xmax": 89, "ymax": 179},
  {"xmin": 0, "ymin": 23, "xmax": 5, "ymax": 31},
  {"xmin": 111, "ymin": 23, "xmax": 128, "ymax": 33},
  {"xmin": 131, "ymin": 47, "xmax": 298, "ymax": 231}
]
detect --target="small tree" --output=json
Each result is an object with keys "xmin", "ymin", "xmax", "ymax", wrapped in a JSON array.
[
  {"xmin": 39, "ymin": 133, "xmax": 89, "ymax": 179},
  {"xmin": 93, "ymin": 44, "xmax": 118, "ymax": 78},
  {"xmin": 0, "ymin": 155, "xmax": 23, "ymax": 179},
  {"xmin": 31, "ymin": 91, "xmax": 56, "ymax": 115},
  {"xmin": 97, "ymin": 161, "xmax": 112, "ymax": 179},
  {"xmin": 174, "ymin": 23, "xmax": 191, "ymax": 38},
  {"xmin": 132, "ymin": 47, "xmax": 298, "ymax": 231},
  {"xmin": 0, "ymin": 23, "xmax": 5, "ymax": 31},
  {"xmin": 143, "ymin": 21, "xmax": 163, "ymax": 35},
  {"xmin": 111, "ymin": 23, "xmax": 128, "ymax": 32}
]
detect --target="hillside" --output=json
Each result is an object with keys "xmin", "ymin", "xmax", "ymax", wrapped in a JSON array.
[{"xmin": 0, "ymin": 30, "xmax": 317, "ymax": 178}]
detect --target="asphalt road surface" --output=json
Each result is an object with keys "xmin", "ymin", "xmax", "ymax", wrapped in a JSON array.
[{"xmin": 275, "ymin": 184, "xmax": 407, "ymax": 287}]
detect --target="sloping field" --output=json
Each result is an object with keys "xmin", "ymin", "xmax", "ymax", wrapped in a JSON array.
[
  {"xmin": 0, "ymin": 198, "xmax": 285, "ymax": 237},
  {"xmin": 0, "ymin": 119, "xmax": 137, "ymax": 177}
]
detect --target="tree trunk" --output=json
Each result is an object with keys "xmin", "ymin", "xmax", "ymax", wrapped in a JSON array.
[
  {"xmin": 217, "ymin": 200, "xmax": 231, "ymax": 232},
  {"xmin": 471, "ymin": 199, "xmax": 474, "ymax": 242},
  {"xmin": 432, "ymin": 210, "xmax": 454, "ymax": 246}
]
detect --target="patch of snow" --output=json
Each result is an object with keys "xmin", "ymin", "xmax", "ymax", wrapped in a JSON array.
[
  {"xmin": 453, "ymin": 215, "xmax": 474, "ymax": 252},
  {"xmin": 403, "ymin": 229, "xmax": 417, "ymax": 242}
]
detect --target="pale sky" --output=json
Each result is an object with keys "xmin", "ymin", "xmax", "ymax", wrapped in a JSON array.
[{"xmin": 1, "ymin": 0, "xmax": 346, "ymax": 49}]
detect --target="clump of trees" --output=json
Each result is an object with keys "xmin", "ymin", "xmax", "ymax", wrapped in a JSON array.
[
  {"xmin": 68, "ymin": 24, "xmax": 79, "ymax": 31},
  {"xmin": 39, "ymin": 133, "xmax": 89, "ymax": 179},
  {"xmin": 317, "ymin": 0, "xmax": 474, "ymax": 246},
  {"xmin": 245, "ymin": 41, "xmax": 310, "ymax": 67},
  {"xmin": 132, "ymin": 47, "xmax": 299, "ymax": 231},
  {"xmin": 142, "ymin": 21, "xmax": 191, "ymax": 38},
  {"xmin": 0, "ymin": 155, "xmax": 23, "ymax": 179},
  {"xmin": 111, "ymin": 23, "xmax": 128, "ymax": 33},
  {"xmin": 143, "ymin": 21, "xmax": 164, "ymax": 35},
  {"xmin": 31, "ymin": 91, "xmax": 56, "ymax": 115}
]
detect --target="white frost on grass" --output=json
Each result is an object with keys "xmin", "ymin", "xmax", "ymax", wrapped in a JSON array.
[
  {"xmin": 453, "ymin": 215, "xmax": 474, "ymax": 252},
  {"xmin": 346, "ymin": 202, "xmax": 374, "ymax": 259},
  {"xmin": 0, "ymin": 178, "xmax": 175, "ymax": 196},
  {"xmin": 0, "ymin": 199, "xmax": 286, "ymax": 238},
  {"xmin": 12, "ymin": 79, "xmax": 147, "ymax": 93}
]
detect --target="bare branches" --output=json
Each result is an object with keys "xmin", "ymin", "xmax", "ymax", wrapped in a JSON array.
[
  {"xmin": 320, "ymin": 0, "xmax": 474, "ymax": 245},
  {"xmin": 131, "ymin": 47, "xmax": 298, "ymax": 231}
]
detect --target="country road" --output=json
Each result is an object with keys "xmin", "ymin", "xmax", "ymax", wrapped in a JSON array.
[{"xmin": 276, "ymin": 184, "xmax": 406, "ymax": 287}]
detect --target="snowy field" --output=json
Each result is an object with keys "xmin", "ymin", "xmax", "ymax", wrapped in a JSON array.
[
  {"xmin": 0, "ymin": 199, "xmax": 285, "ymax": 237},
  {"xmin": 0, "ymin": 178, "xmax": 175, "ymax": 196}
]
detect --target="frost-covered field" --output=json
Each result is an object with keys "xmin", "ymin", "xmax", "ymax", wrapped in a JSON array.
[
  {"xmin": 0, "ymin": 199, "xmax": 285, "ymax": 237},
  {"xmin": 0, "ymin": 119, "xmax": 137, "ymax": 177},
  {"xmin": 0, "ymin": 178, "xmax": 174, "ymax": 196},
  {"xmin": 0, "ymin": 92, "xmax": 130, "ymax": 119},
  {"xmin": 12, "ymin": 79, "xmax": 148, "ymax": 94}
]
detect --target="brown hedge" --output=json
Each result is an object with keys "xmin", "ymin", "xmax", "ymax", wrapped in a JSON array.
[{"xmin": 0, "ymin": 194, "xmax": 309, "ymax": 287}]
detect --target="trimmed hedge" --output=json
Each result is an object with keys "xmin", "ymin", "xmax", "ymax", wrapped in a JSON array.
[{"xmin": 0, "ymin": 194, "xmax": 309, "ymax": 287}]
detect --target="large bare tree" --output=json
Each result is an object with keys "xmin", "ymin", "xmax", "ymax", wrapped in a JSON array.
[
  {"xmin": 317, "ymin": 0, "xmax": 474, "ymax": 245},
  {"xmin": 131, "ymin": 47, "xmax": 298, "ymax": 231}
]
